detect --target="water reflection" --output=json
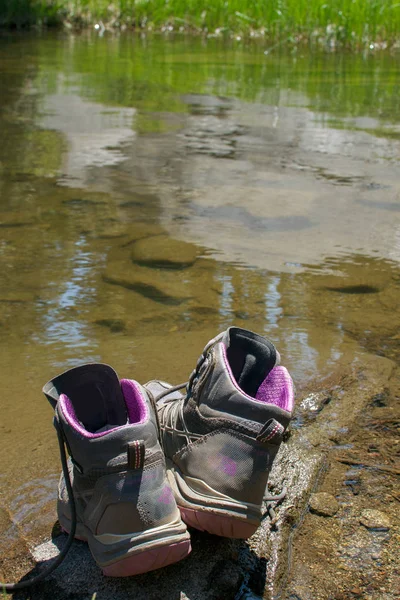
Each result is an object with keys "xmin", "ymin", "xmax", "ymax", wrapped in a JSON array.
[
  {"xmin": 0, "ymin": 32, "xmax": 399, "ymax": 543},
  {"xmin": 41, "ymin": 92, "xmax": 136, "ymax": 187},
  {"xmin": 36, "ymin": 236, "xmax": 99, "ymax": 353},
  {"xmin": 264, "ymin": 275, "xmax": 283, "ymax": 329}
]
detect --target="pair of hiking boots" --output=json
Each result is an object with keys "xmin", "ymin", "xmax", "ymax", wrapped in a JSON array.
[{"xmin": 44, "ymin": 327, "xmax": 294, "ymax": 577}]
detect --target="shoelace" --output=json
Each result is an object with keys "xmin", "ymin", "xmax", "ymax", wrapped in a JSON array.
[{"xmin": 0, "ymin": 417, "xmax": 77, "ymax": 592}]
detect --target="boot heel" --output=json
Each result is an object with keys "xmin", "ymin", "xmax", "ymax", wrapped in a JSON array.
[
  {"xmin": 102, "ymin": 539, "xmax": 191, "ymax": 577},
  {"xmin": 179, "ymin": 506, "xmax": 258, "ymax": 539}
]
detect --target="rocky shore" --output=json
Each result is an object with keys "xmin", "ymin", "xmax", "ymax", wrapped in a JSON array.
[{"xmin": 3, "ymin": 350, "xmax": 398, "ymax": 600}]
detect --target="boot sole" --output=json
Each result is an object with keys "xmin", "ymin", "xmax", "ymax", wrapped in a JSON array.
[
  {"xmin": 60, "ymin": 514, "xmax": 191, "ymax": 577},
  {"xmin": 102, "ymin": 539, "xmax": 191, "ymax": 576},
  {"xmin": 167, "ymin": 467, "xmax": 261, "ymax": 539},
  {"xmin": 179, "ymin": 507, "xmax": 258, "ymax": 538}
]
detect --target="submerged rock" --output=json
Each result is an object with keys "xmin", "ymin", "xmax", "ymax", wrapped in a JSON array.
[
  {"xmin": 102, "ymin": 274, "xmax": 189, "ymax": 306},
  {"xmin": 131, "ymin": 235, "xmax": 198, "ymax": 269},
  {"xmin": 62, "ymin": 198, "xmax": 105, "ymax": 207},
  {"xmin": 360, "ymin": 509, "xmax": 391, "ymax": 531},
  {"xmin": 324, "ymin": 284, "xmax": 381, "ymax": 294},
  {"xmin": 121, "ymin": 223, "xmax": 164, "ymax": 245},
  {"xmin": 102, "ymin": 258, "xmax": 194, "ymax": 306},
  {"xmin": 94, "ymin": 319, "xmax": 126, "ymax": 333},
  {"xmin": 309, "ymin": 492, "xmax": 339, "ymax": 517}
]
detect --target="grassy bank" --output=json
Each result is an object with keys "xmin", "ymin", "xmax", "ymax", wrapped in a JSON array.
[{"xmin": 1, "ymin": 1, "xmax": 400, "ymax": 50}]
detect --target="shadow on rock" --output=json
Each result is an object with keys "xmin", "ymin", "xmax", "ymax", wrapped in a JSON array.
[{"xmin": 13, "ymin": 526, "xmax": 267, "ymax": 600}]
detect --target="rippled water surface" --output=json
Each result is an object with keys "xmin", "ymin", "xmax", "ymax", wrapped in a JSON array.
[{"xmin": 0, "ymin": 32, "xmax": 399, "ymax": 543}]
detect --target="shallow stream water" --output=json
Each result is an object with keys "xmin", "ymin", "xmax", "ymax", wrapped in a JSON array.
[{"xmin": 0, "ymin": 31, "xmax": 399, "ymax": 572}]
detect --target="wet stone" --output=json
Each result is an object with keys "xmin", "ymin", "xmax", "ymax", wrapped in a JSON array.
[
  {"xmin": 131, "ymin": 235, "xmax": 198, "ymax": 269},
  {"xmin": 121, "ymin": 223, "xmax": 164, "ymax": 245},
  {"xmin": 360, "ymin": 509, "xmax": 391, "ymax": 530},
  {"xmin": 0, "ymin": 506, "xmax": 10, "ymax": 533},
  {"xmin": 299, "ymin": 392, "xmax": 331, "ymax": 414},
  {"xmin": 309, "ymin": 492, "xmax": 339, "ymax": 517},
  {"xmin": 62, "ymin": 198, "xmax": 106, "ymax": 207},
  {"xmin": 102, "ymin": 263, "xmax": 193, "ymax": 305},
  {"xmin": 323, "ymin": 284, "xmax": 381, "ymax": 294},
  {"xmin": 0, "ymin": 221, "xmax": 34, "ymax": 228},
  {"xmin": 97, "ymin": 231, "xmax": 129, "ymax": 240},
  {"xmin": 0, "ymin": 212, "xmax": 35, "ymax": 228},
  {"xmin": 94, "ymin": 319, "xmax": 126, "ymax": 333},
  {"xmin": 119, "ymin": 192, "xmax": 159, "ymax": 208}
]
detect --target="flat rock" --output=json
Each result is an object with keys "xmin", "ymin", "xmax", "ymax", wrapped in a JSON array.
[
  {"xmin": 0, "ymin": 290, "xmax": 36, "ymax": 304},
  {"xmin": 309, "ymin": 492, "xmax": 339, "ymax": 517},
  {"xmin": 360, "ymin": 509, "xmax": 391, "ymax": 530},
  {"xmin": 120, "ymin": 223, "xmax": 165, "ymax": 244},
  {"xmin": 0, "ymin": 220, "xmax": 34, "ymax": 228},
  {"xmin": 30, "ymin": 532, "xmax": 241, "ymax": 600},
  {"xmin": 131, "ymin": 235, "xmax": 198, "ymax": 269},
  {"xmin": 94, "ymin": 318, "xmax": 126, "ymax": 333},
  {"xmin": 102, "ymin": 265, "xmax": 192, "ymax": 305}
]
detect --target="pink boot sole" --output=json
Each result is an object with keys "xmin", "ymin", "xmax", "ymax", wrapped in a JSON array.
[
  {"xmin": 61, "ymin": 527, "xmax": 191, "ymax": 576},
  {"xmin": 102, "ymin": 539, "xmax": 192, "ymax": 577},
  {"xmin": 180, "ymin": 507, "xmax": 258, "ymax": 539}
]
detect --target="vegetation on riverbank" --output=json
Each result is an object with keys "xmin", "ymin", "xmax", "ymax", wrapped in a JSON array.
[{"xmin": 2, "ymin": 1, "xmax": 400, "ymax": 50}]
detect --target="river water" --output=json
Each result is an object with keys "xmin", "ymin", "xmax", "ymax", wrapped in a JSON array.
[{"xmin": 0, "ymin": 32, "xmax": 399, "ymax": 568}]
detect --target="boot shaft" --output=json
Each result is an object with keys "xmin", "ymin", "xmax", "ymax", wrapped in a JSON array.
[
  {"xmin": 44, "ymin": 364, "xmax": 161, "ymax": 474},
  {"xmin": 186, "ymin": 337, "xmax": 293, "ymax": 431},
  {"xmin": 45, "ymin": 363, "xmax": 181, "ymax": 535}
]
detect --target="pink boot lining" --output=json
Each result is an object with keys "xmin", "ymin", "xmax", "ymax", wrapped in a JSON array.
[
  {"xmin": 221, "ymin": 344, "xmax": 294, "ymax": 412},
  {"xmin": 59, "ymin": 379, "xmax": 148, "ymax": 438}
]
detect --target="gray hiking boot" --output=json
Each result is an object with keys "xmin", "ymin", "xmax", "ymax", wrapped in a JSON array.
[
  {"xmin": 145, "ymin": 327, "xmax": 294, "ymax": 539},
  {"xmin": 43, "ymin": 363, "xmax": 190, "ymax": 577}
]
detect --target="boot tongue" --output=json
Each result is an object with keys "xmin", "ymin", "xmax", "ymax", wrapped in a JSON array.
[
  {"xmin": 222, "ymin": 327, "xmax": 278, "ymax": 398},
  {"xmin": 43, "ymin": 364, "xmax": 127, "ymax": 433}
]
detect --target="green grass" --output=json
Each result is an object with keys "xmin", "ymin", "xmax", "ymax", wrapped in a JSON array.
[{"xmin": 1, "ymin": 0, "xmax": 400, "ymax": 49}]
